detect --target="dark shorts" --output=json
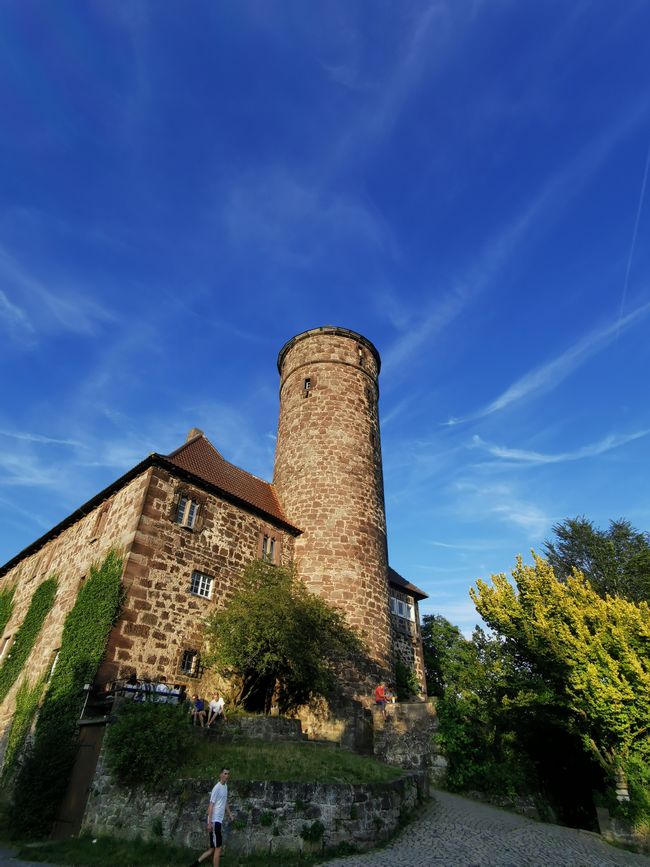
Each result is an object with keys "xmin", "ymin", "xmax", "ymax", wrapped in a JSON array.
[
  {"xmin": 376, "ymin": 699, "xmax": 386, "ymax": 708},
  {"xmin": 209, "ymin": 821, "xmax": 223, "ymax": 849}
]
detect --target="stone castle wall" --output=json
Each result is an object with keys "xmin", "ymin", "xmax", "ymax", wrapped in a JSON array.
[
  {"xmin": 273, "ymin": 327, "xmax": 392, "ymax": 673},
  {"xmin": 98, "ymin": 464, "xmax": 296, "ymax": 686},
  {"xmin": 0, "ymin": 470, "xmax": 151, "ymax": 739}
]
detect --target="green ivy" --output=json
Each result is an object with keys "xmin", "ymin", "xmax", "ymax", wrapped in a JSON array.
[
  {"xmin": 10, "ymin": 550, "xmax": 123, "ymax": 838},
  {"xmin": 0, "ymin": 577, "xmax": 57, "ymax": 705},
  {"xmin": 1, "ymin": 676, "xmax": 45, "ymax": 780},
  {"xmin": 0, "ymin": 583, "xmax": 15, "ymax": 637}
]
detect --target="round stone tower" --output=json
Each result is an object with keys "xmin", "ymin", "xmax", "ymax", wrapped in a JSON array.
[{"xmin": 273, "ymin": 326, "xmax": 392, "ymax": 672}]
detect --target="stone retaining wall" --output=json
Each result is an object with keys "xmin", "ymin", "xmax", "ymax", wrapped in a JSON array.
[
  {"xmin": 83, "ymin": 759, "xmax": 426, "ymax": 856},
  {"xmin": 196, "ymin": 714, "xmax": 303, "ymax": 742},
  {"xmin": 373, "ymin": 701, "xmax": 446, "ymax": 780}
]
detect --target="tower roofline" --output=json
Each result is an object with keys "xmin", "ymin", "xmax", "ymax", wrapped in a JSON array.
[{"xmin": 277, "ymin": 326, "xmax": 381, "ymax": 374}]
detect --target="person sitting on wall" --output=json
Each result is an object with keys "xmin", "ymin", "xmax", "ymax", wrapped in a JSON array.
[
  {"xmin": 156, "ymin": 675, "xmax": 171, "ymax": 704},
  {"xmin": 375, "ymin": 682, "xmax": 387, "ymax": 718},
  {"xmin": 190, "ymin": 694, "xmax": 207, "ymax": 726},
  {"xmin": 207, "ymin": 692, "xmax": 227, "ymax": 726}
]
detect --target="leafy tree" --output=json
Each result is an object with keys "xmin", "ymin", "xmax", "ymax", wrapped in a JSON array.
[
  {"xmin": 544, "ymin": 517, "xmax": 650, "ymax": 602},
  {"xmin": 420, "ymin": 614, "xmax": 467, "ymax": 698},
  {"xmin": 204, "ymin": 561, "xmax": 363, "ymax": 714},
  {"xmin": 471, "ymin": 554, "xmax": 650, "ymax": 800},
  {"xmin": 394, "ymin": 659, "xmax": 419, "ymax": 700}
]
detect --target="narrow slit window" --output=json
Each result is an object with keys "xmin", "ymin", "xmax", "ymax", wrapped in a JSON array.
[
  {"xmin": 262, "ymin": 535, "xmax": 276, "ymax": 563},
  {"xmin": 176, "ymin": 495, "xmax": 199, "ymax": 529}
]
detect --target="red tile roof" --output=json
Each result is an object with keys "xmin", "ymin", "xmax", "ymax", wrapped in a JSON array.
[
  {"xmin": 166, "ymin": 433, "xmax": 292, "ymax": 528},
  {"xmin": 388, "ymin": 566, "xmax": 428, "ymax": 600}
]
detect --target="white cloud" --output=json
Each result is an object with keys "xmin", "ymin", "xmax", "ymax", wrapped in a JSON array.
[
  {"xmin": 470, "ymin": 429, "xmax": 650, "ymax": 466},
  {"xmin": 0, "ymin": 244, "xmax": 117, "ymax": 338},
  {"xmin": 451, "ymin": 300, "xmax": 650, "ymax": 424}
]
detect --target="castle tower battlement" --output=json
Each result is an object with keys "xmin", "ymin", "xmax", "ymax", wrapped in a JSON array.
[{"xmin": 273, "ymin": 326, "xmax": 392, "ymax": 670}]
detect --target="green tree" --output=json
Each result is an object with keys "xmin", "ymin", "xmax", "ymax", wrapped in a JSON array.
[
  {"xmin": 544, "ymin": 517, "xmax": 650, "ymax": 602},
  {"xmin": 420, "ymin": 614, "xmax": 467, "ymax": 698},
  {"xmin": 471, "ymin": 554, "xmax": 650, "ymax": 800},
  {"xmin": 204, "ymin": 561, "xmax": 363, "ymax": 714}
]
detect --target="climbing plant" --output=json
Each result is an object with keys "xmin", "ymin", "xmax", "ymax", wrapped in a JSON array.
[
  {"xmin": 0, "ymin": 577, "xmax": 57, "ymax": 705},
  {"xmin": 10, "ymin": 550, "xmax": 123, "ymax": 838},
  {"xmin": 1, "ymin": 676, "xmax": 45, "ymax": 780},
  {"xmin": 0, "ymin": 582, "xmax": 15, "ymax": 637}
]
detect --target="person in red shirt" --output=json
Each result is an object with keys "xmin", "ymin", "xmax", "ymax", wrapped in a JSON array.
[{"xmin": 375, "ymin": 682, "xmax": 387, "ymax": 718}]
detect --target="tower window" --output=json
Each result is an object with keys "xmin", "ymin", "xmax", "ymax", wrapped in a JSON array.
[
  {"xmin": 176, "ymin": 495, "xmax": 199, "ymax": 529},
  {"xmin": 303, "ymin": 377, "xmax": 311, "ymax": 397}
]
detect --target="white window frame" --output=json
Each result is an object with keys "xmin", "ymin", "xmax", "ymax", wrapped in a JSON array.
[
  {"xmin": 189, "ymin": 570, "xmax": 213, "ymax": 599},
  {"xmin": 176, "ymin": 495, "xmax": 198, "ymax": 529},
  {"xmin": 389, "ymin": 595, "xmax": 415, "ymax": 622}
]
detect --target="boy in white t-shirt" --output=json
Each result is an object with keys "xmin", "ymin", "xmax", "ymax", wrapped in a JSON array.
[
  {"xmin": 189, "ymin": 768, "xmax": 233, "ymax": 867},
  {"xmin": 206, "ymin": 693, "xmax": 227, "ymax": 727}
]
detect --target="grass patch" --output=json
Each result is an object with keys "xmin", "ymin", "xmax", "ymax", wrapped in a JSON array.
[
  {"xmin": 14, "ymin": 834, "xmax": 331, "ymax": 866},
  {"xmin": 181, "ymin": 738, "xmax": 402, "ymax": 784}
]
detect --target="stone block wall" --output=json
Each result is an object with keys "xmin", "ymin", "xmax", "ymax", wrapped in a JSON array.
[
  {"xmin": 373, "ymin": 701, "xmax": 446, "ymax": 779},
  {"xmin": 0, "ymin": 470, "xmax": 151, "ymax": 743},
  {"xmin": 83, "ymin": 755, "xmax": 426, "ymax": 855},
  {"xmin": 97, "ymin": 465, "xmax": 296, "ymax": 687}
]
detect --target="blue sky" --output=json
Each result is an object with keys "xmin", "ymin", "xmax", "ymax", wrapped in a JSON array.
[{"xmin": 1, "ymin": 1, "xmax": 649, "ymax": 635}]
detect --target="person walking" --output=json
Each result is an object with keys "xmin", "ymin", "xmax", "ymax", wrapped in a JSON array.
[{"xmin": 189, "ymin": 767, "xmax": 234, "ymax": 867}]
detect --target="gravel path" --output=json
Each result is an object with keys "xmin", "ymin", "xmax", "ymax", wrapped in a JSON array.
[{"xmin": 324, "ymin": 789, "xmax": 650, "ymax": 867}]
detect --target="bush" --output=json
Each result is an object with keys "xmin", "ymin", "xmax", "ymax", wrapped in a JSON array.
[{"xmin": 105, "ymin": 702, "xmax": 194, "ymax": 791}]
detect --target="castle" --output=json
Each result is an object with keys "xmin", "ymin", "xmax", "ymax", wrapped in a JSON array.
[{"xmin": 0, "ymin": 326, "xmax": 427, "ymax": 741}]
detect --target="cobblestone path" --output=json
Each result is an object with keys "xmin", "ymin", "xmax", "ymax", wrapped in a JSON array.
[{"xmin": 324, "ymin": 789, "xmax": 650, "ymax": 867}]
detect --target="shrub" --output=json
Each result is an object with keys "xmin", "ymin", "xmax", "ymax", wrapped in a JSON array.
[{"xmin": 105, "ymin": 702, "xmax": 194, "ymax": 791}]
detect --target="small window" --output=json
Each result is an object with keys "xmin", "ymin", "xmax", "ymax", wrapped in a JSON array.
[
  {"xmin": 0, "ymin": 635, "xmax": 13, "ymax": 664},
  {"xmin": 180, "ymin": 649, "xmax": 200, "ymax": 677},
  {"xmin": 261, "ymin": 535, "xmax": 276, "ymax": 563},
  {"xmin": 176, "ymin": 495, "xmax": 199, "ymax": 529},
  {"xmin": 46, "ymin": 649, "xmax": 60, "ymax": 681},
  {"xmin": 303, "ymin": 377, "xmax": 311, "ymax": 398},
  {"xmin": 189, "ymin": 570, "xmax": 213, "ymax": 599},
  {"xmin": 91, "ymin": 503, "xmax": 110, "ymax": 540}
]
